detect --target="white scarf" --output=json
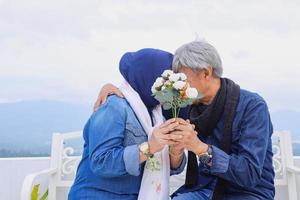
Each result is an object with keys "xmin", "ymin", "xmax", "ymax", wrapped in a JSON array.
[{"xmin": 119, "ymin": 81, "xmax": 170, "ymax": 200}]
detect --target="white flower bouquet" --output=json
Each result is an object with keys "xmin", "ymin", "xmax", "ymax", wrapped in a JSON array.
[{"xmin": 151, "ymin": 70, "xmax": 201, "ymax": 118}]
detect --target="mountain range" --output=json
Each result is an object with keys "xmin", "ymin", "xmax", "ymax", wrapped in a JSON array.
[{"xmin": 0, "ymin": 100, "xmax": 299, "ymax": 157}]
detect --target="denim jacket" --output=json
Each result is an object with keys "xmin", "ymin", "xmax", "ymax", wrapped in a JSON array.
[
  {"xmin": 175, "ymin": 89, "xmax": 275, "ymax": 200},
  {"xmin": 68, "ymin": 95, "xmax": 186, "ymax": 200}
]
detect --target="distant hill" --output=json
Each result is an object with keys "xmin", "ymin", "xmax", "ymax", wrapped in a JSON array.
[
  {"xmin": 0, "ymin": 101, "xmax": 299, "ymax": 157},
  {"xmin": 0, "ymin": 100, "xmax": 91, "ymax": 157}
]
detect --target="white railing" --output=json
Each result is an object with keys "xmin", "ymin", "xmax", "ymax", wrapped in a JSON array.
[
  {"xmin": 0, "ymin": 156, "xmax": 300, "ymax": 200},
  {"xmin": 19, "ymin": 131, "xmax": 300, "ymax": 200},
  {"xmin": 1, "ymin": 131, "xmax": 300, "ymax": 200},
  {"xmin": 0, "ymin": 157, "xmax": 50, "ymax": 200}
]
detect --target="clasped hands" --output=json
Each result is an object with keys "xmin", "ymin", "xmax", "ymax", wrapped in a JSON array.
[
  {"xmin": 149, "ymin": 118, "xmax": 209, "ymax": 156},
  {"xmin": 93, "ymin": 84, "xmax": 209, "ymax": 156}
]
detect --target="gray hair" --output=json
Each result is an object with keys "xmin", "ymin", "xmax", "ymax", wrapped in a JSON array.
[{"xmin": 172, "ymin": 41, "xmax": 223, "ymax": 77}]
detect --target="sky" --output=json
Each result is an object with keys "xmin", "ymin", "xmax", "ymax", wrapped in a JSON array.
[{"xmin": 0, "ymin": 0, "xmax": 300, "ymax": 112}]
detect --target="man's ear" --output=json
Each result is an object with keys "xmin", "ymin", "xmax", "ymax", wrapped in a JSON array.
[{"xmin": 204, "ymin": 66, "xmax": 213, "ymax": 79}]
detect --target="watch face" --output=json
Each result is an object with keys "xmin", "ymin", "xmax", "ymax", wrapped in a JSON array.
[
  {"xmin": 140, "ymin": 142, "xmax": 149, "ymax": 152},
  {"xmin": 199, "ymin": 155, "xmax": 211, "ymax": 164},
  {"xmin": 198, "ymin": 145, "xmax": 213, "ymax": 165}
]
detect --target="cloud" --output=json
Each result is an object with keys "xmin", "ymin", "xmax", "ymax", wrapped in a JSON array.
[{"xmin": 0, "ymin": 0, "xmax": 299, "ymax": 111}]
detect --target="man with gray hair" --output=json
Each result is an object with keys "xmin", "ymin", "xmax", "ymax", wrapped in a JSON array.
[
  {"xmin": 169, "ymin": 41, "xmax": 275, "ymax": 200},
  {"xmin": 94, "ymin": 41, "xmax": 275, "ymax": 200}
]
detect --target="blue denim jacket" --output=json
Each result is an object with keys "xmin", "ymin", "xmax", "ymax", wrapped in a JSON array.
[
  {"xmin": 68, "ymin": 95, "xmax": 186, "ymax": 200},
  {"xmin": 174, "ymin": 89, "xmax": 275, "ymax": 200}
]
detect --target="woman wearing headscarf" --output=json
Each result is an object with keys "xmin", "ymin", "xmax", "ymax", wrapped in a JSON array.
[{"xmin": 68, "ymin": 49, "xmax": 187, "ymax": 200}]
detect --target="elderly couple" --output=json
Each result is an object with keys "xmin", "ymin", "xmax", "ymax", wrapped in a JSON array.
[{"xmin": 68, "ymin": 41, "xmax": 275, "ymax": 200}]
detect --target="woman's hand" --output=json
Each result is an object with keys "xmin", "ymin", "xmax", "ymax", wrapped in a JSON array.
[
  {"xmin": 168, "ymin": 119, "xmax": 192, "ymax": 156},
  {"xmin": 93, "ymin": 83, "xmax": 124, "ymax": 111},
  {"xmin": 148, "ymin": 118, "xmax": 182, "ymax": 154},
  {"xmin": 170, "ymin": 118, "xmax": 208, "ymax": 155}
]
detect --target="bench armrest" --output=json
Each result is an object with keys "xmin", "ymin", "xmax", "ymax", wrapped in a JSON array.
[
  {"xmin": 286, "ymin": 165, "xmax": 300, "ymax": 174},
  {"xmin": 20, "ymin": 168, "xmax": 57, "ymax": 200}
]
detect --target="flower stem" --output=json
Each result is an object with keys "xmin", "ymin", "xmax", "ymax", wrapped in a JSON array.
[
  {"xmin": 174, "ymin": 105, "xmax": 177, "ymax": 118},
  {"xmin": 171, "ymin": 106, "xmax": 175, "ymax": 117},
  {"xmin": 177, "ymin": 107, "xmax": 181, "ymax": 118}
]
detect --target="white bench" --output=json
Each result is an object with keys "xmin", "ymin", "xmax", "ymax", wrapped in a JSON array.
[{"xmin": 20, "ymin": 131, "xmax": 300, "ymax": 200}]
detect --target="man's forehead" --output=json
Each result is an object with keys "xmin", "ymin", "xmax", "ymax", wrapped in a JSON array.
[
  {"xmin": 177, "ymin": 66, "xmax": 197, "ymax": 74},
  {"xmin": 176, "ymin": 66, "xmax": 189, "ymax": 72}
]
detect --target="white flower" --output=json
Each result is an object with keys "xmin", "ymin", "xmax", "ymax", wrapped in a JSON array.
[
  {"xmin": 161, "ymin": 70, "xmax": 174, "ymax": 78},
  {"xmin": 161, "ymin": 85, "xmax": 166, "ymax": 91},
  {"xmin": 178, "ymin": 73, "xmax": 187, "ymax": 81},
  {"xmin": 164, "ymin": 80, "xmax": 172, "ymax": 87},
  {"xmin": 153, "ymin": 77, "xmax": 164, "ymax": 88},
  {"xmin": 169, "ymin": 73, "xmax": 181, "ymax": 82},
  {"xmin": 173, "ymin": 81, "xmax": 186, "ymax": 90},
  {"xmin": 185, "ymin": 88, "xmax": 198, "ymax": 98},
  {"xmin": 151, "ymin": 85, "xmax": 157, "ymax": 93}
]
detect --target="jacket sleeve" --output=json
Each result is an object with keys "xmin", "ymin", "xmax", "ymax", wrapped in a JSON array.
[
  {"xmin": 210, "ymin": 99, "xmax": 271, "ymax": 187},
  {"xmin": 88, "ymin": 97, "xmax": 141, "ymax": 177}
]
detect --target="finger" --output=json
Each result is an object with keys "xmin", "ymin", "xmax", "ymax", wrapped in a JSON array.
[
  {"xmin": 176, "ymin": 118, "xmax": 190, "ymax": 125},
  {"xmin": 161, "ymin": 139, "xmax": 180, "ymax": 146},
  {"xmin": 115, "ymin": 89, "xmax": 125, "ymax": 98},
  {"xmin": 100, "ymin": 95, "xmax": 107, "ymax": 106},
  {"xmin": 169, "ymin": 130, "xmax": 183, "ymax": 135},
  {"xmin": 174, "ymin": 124, "xmax": 194, "ymax": 131},
  {"xmin": 169, "ymin": 134, "xmax": 183, "ymax": 140},
  {"xmin": 183, "ymin": 119, "xmax": 195, "ymax": 130},
  {"xmin": 170, "ymin": 130, "xmax": 197, "ymax": 140},
  {"xmin": 175, "ymin": 118, "xmax": 188, "ymax": 124},
  {"xmin": 170, "ymin": 137, "xmax": 185, "ymax": 142},
  {"xmin": 159, "ymin": 118, "xmax": 177, "ymax": 128},
  {"xmin": 159, "ymin": 122, "xmax": 179, "ymax": 134},
  {"xmin": 160, "ymin": 134, "xmax": 183, "ymax": 140},
  {"xmin": 159, "ymin": 119, "xmax": 179, "ymax": 128},
  {"xmin": 93, "ymin": 99, "xmax": 101, "ymax": 112},
  {"xmin": 93, "ymin": 102, "xmax": 98, "ymax": 112}
]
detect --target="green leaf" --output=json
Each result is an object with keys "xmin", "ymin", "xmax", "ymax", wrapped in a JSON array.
[
  {"xmin": 178, "ymin": 102, "xmax": 188, "ymax": 108},
  {"xmin": 146, "ymin": 157, "xmax": 161, "ymax": 172},
  {"xmin": 154, "ymin": 89, "xmax": 174, "ymax": 103},
  {"xmin": 31, "ymin": 184, "xmax": 39, "ymax": 200},
  {"xmin": 153, "ymin": 91, "xmax": 165, "ymax": 103},
  {"xmin": 40, "ymin": 190, "xmax": 48, "ymax": 200},
  {"xmin": 162, "ymin": 102, "xmax": 172, "ymax": 110},
  {"xmin": 161, "ymin": 89, "xmax": 174, "ymax": 102},
  {"xmin": 186, "ymin": 99, "xmax": 194, "ymax": 106}
]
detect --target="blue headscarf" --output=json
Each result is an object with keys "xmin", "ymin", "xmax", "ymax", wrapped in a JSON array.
[
  {"xmin": 119, "ymin": 48, "xmax": 173, "ymax": 109},
  {"xmin": 119, "ymin": 48, "xmax": 189, "ymax": 119}
]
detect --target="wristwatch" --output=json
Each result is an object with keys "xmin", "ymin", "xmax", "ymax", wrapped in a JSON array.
[
  {"xmin": 198, "ymin": 145, "xmax": 213, "ymax": 165},
  {"xmin": 139, "ymin": 142, "xmax": 154, "ymax": 160}
]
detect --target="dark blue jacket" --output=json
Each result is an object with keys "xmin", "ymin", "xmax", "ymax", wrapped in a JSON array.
[{"xmin": 175, "ymin": 89, "xmax": 275, "ymax": 200}]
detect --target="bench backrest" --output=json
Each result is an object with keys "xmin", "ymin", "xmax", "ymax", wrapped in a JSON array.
[
  {"xmin": 49, "ymin": 131, "xmax": 294, "ymax": 197},
  {"xmin": 47, "ymin": 132, "xmax": 83, "ymax": 199}
]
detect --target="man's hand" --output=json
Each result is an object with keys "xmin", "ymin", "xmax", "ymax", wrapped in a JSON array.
[
  {"xmin": 148, "ymin": 118, "xmax": 182, "ymax": 154},
  {"xmin": 93, "ymin": 83, "xmax": 124, "ymax": 112},
  {"xmin": 170, "ymin": 118, "xmax": 208, "ymax": 155}
]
